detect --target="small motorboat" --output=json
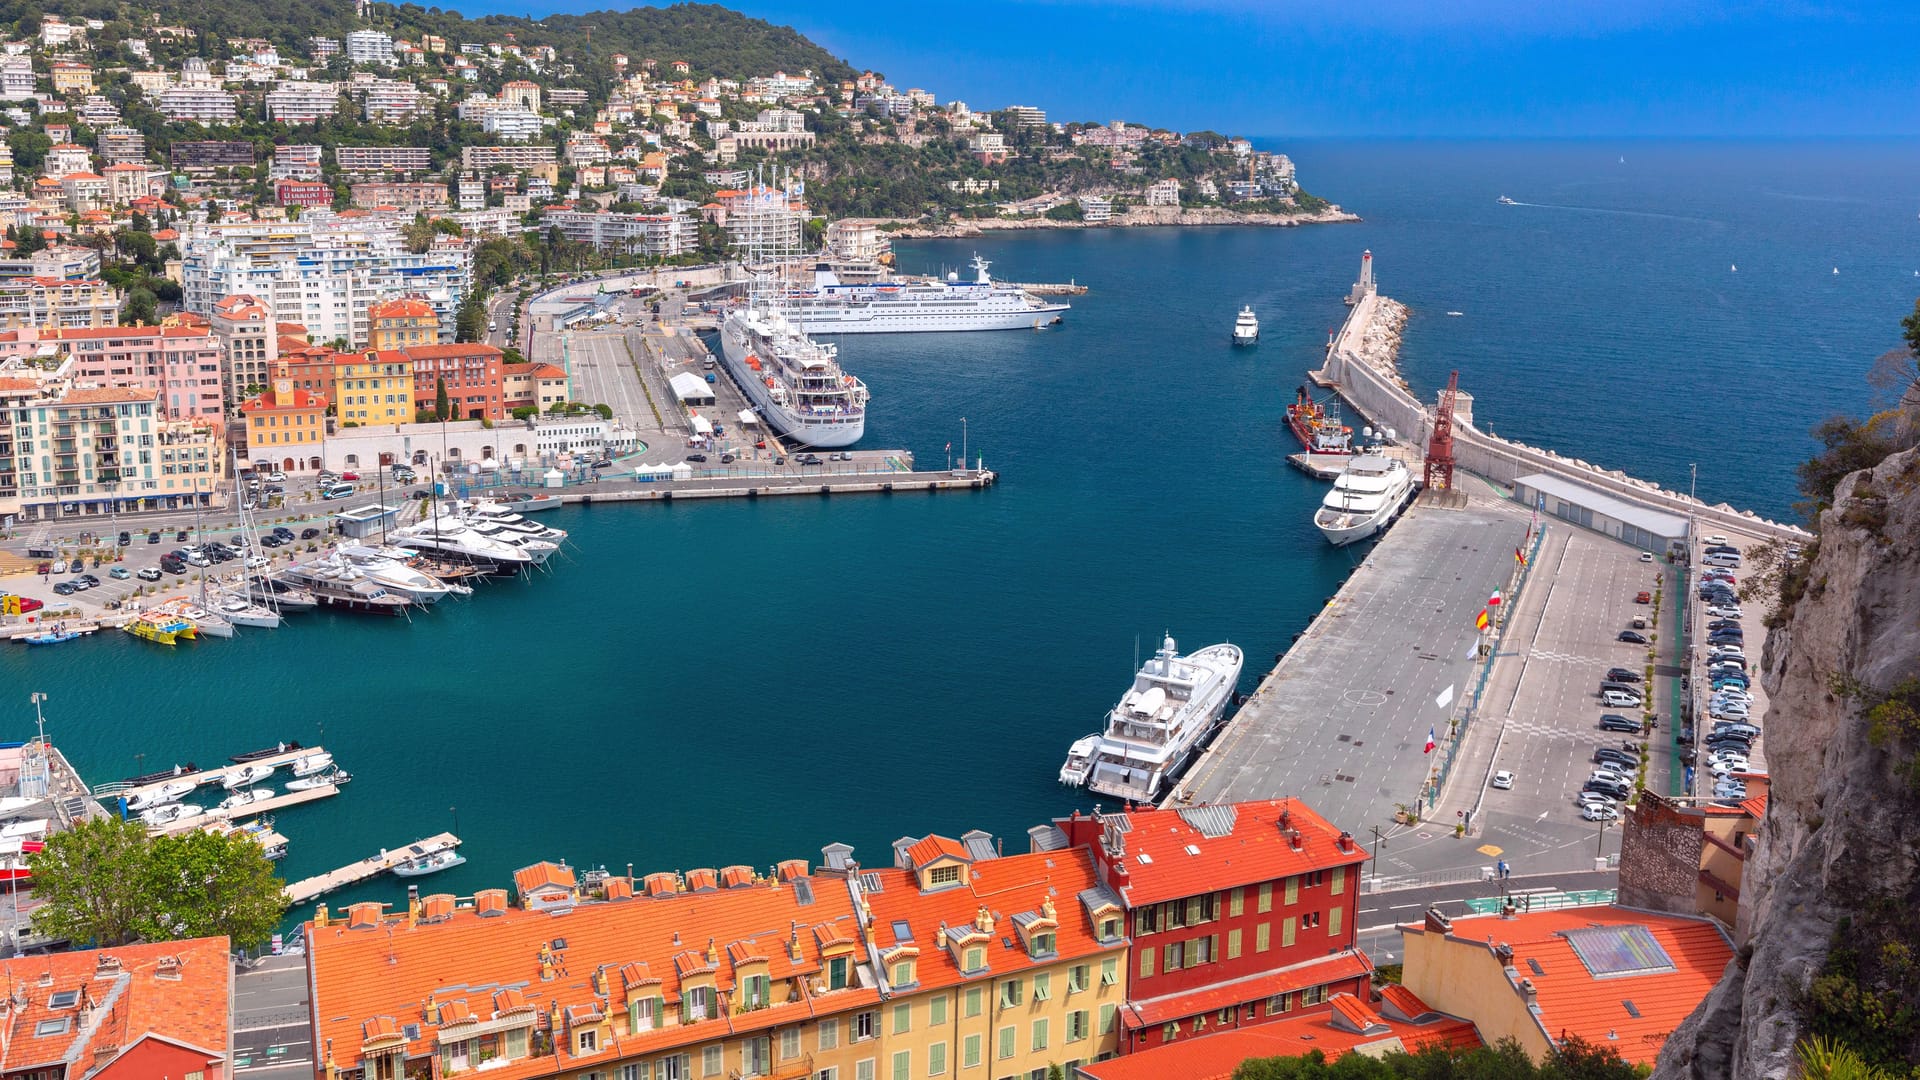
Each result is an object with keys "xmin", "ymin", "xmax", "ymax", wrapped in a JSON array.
[
  {"xmin": 222, "ymin": 764, "xmax": 275, "ymax": 790},
  {"xmin": 289, "ymin": 751, "xmax": 334, "ymax": 778},
  {"xmin": 21, "ymin": 627, "xmax": 83, "ymax": 645},
  {"xmin": 1446, "ymin": 311, "xmax": 1464, "ymax": 317},
  {"xmin": 127, "ymin": 780, "xmax": 197, "ymax": 812},
  {"xmin": 138, "ymin": 803, "xmax": 206, "ymax": 827},
  {"xmin": 286, "ymin": 767, "xmax": 351, "ymax": 791},
  {"xmin": 391, "ymin": 848, "xmax": 466, "ymax": 878},
  {"xmin": 219, "ymin": 788, "xmax": 274, "ymax": 812},
  {"xmin": 229, "ymin": 741, "xmax": 300, "ymax": 764}
]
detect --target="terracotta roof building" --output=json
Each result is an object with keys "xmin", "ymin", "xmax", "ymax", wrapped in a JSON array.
[
  {"xmin": 1073, "ymin": 988, "xmax": 1479, "ymax": 1080},
  {"xmin": 1397, "ymin": 905, "xmax": 1735, "ymax": 1067},
  {"xmin": 304, "ymin": 861, "xmax": 883, "ymax": 1080},
  {"xmin": 0, "ymin": 936, "xmax": 231, "ymax": 1079},
  {"xmin": 402, "ymin": 343, "xmax": 504, "ymax": 420},
  {"xmin": 1053, "ymin": 801, "xmax": 1372, "ymax": 1054}
]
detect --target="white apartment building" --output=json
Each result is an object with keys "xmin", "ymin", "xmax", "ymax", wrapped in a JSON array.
[
  {"xmin": 461, "ymin": 144, "xmax": 557, "ymax": 171},
  {"xmin": 540, "ymin": 209, "xmax": 695, "ymax": 258},
  {"xmin": 362, "ymin": 80, "xmax": 426, "ymax": 124},
  {"xmin": 179, "ymin": 221, "xmax": 473, "ymax": 349},
  {"xmin": 159, "ymin": 86, "xmax": 239, "ymax": 123},
  {"xmin": 482, "ymin": 107, "xmax": 543, "ymax": 142},
  {"xmin": 271, "ymin": 143, "xmax": 324, "ymax": 181},
  {"xmin": 265, "ymin": 80, "xmax": 341, "ymax": 123},
  {"xmin": 344, "ymin": 30, "xmax": 395, "ymax": 66}
]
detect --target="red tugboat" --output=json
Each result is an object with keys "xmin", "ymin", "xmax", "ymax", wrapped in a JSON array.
[{"xmin": 1286, "ymin": 385, "xmax": 1355, "ymax": 455}]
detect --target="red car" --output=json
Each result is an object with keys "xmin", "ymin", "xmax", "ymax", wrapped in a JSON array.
[
  {"xmin": 1634, "ymin": 591, "xmax": 1652, "ymax": 604},
  {"xmin": 340, "ymin": 471, "xmax": 360, "ymax": 481}
]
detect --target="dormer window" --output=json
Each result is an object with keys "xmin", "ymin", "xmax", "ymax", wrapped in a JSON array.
[
  {"xmin": 1099, "ymin": 917, "xmax": 1121, "ymax": 941},
  {"xmin": 741, "ymin": 974, "xmax": 771, "ymax": 1011},
  {"xmin": 891, "ymin": 959, "xmax": 916, "ymax": 987},
  {"xmin": 1029, "ymin": 931, "xmax": 1056, "ymax": 959},
  {"xmin": 577, "ymin": 1028, "xmax": 597, "ymax": 1053},
  {"xmin": 926, "ymin": 864, "xmax": 961, "ymax": 888},
  {"xmin": 683, "ymin": 985, "xmax": 713, "ymax": 1022},
  {"xmin": 963, "ymin": 946, "xmax": 986, "ymax": 973},
  {"xmin": 826, "ymin": 956, "xmax": 849, "ymax": 991}
]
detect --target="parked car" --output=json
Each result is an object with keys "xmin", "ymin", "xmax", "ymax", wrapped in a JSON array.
[
  {"xmin": 1602, "ymin": 690, "xmax": 1642, "ymax": 708},
  {"xmin": 272, "ymin": 527, "xmax": 294, "ymax": 539},
  {"xmin": 136, "ymin": 567, "xmax": 162, "ymax": 581},
  {"xmin": 1618, "ymin": 630, "xmax": 1648, "ymax": 644},
  {"xmin": 1605, "ymin": 667, "xmax": 1642, "ymax": 684},
  {"xmin": 1581, "ymin": 804, "xmax": 1619, "ymax": 821},
  {"xmin": 1634, "ymin": 591, "xmax": 1652, "ymax": 604},
  {"xmin": 51, "ymin": 581, "xmax": 76, "ymax": 595},
  {"xmin": 1599, "ymin": 714, "xmax": 1643, "ymax": 733},
  {"xmin": 266, "ymin": 471, "xmax": 287, "ymax": 482},
  {"xmin": 340, "ymin": 471, "xmax": 360, "ymax": 482},
  {"xmin": 109, "ymin": 566, "xmax": 130, "ymax": 579},
  {"xmin": 1584, "ymin": 778, "xmax": 1631, "ymax": 799},
  {"xmin": 301, "ymin": 528, "xmax": 321, "ymax": 539},
  {"xmin": 686, "ymin": 453, "xmax": 708, "ymax": 463},
  {"xmin": 1595, "ymin": 748, "xmax": 1640, "ymax": 768},
  {"xmin": 147, "ymin": 532, "xmax": 161, "ymax": 544}
]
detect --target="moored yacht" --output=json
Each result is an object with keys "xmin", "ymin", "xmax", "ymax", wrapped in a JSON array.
[
  {"xmin": 1313, "ymin": 454, "xmax": 1416, "ymax": 546},
  {"xmin": 393, "ymin": 521, "xmax": 535, "ymax": 572},
  {"xmin": 334, "ymin": 547, "xmax": 456, "ymax": 603},
  {"xmin": 217, "ymin": 595, "xmax": 283, "ymax": 629},
  {"xmin": 249, "ymin": 576, "xmax": 318, "ymax": 611},
  {"xmin": 1059, "ymin": 636, "xmax": 1244, "ymax": 804},
  {"xmin": 279, "ymin": 563, "xmax": 414, "ymax": 615}
]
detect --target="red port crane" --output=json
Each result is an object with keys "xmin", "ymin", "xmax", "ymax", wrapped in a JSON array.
[{"xmin": 1424, "ymin": 370, "xmax": 1459, "ymax": 492}]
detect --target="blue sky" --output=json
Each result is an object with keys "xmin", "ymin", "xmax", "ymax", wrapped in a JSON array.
[{"xmin": 471, "ymin": 0, "xmax": 1918, "ymax": 136}]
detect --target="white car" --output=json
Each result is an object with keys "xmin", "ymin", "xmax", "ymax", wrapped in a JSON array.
[
  {"xmin": 1589, "ymin": 768, "xmax": 1633, "ymax": 786},
  {"xmin": 1712, "ymin": 706, "xmax": 1751, "ymax": 721},
  {"xmin": 266, "ymin": 471, "xmax": 288, "ymax": 482},
  {"xmin": 245, "ymin": 555, "xmax": 270, "ymax": 569},
  {"xmin": 1581, "ymin": 804, "xmax": 1619, "ymax": 821},
  {"xmin": 1491, "ymin": 770, "xmax": 1515, "ymax": 790},
  {"xmin": 1602, "ymin": 690, "xmax": 1643, "ymax": 708},
  {"xmin": 1577, "ymin": 791, "xmax": 1616, "ymax": 808}
]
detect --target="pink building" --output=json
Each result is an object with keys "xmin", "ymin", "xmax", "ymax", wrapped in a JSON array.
[{"xmin": 0, "ymin": 326, "xmax": 224, "ymax": 419}]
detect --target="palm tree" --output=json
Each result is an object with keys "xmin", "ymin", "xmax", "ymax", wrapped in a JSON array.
[{"xmin": 1796, "ymin": 1036, "xmax": 1892, "ymax": 1080}]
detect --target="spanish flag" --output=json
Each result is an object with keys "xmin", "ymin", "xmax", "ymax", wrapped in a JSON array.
[
  {"xmin": 1514, "ymin": 546, "xmax": 1528, "ymax": 566},
  {"xmin": 1475, "ymin": 608, "xmax": 1491, "ymax": 631}
]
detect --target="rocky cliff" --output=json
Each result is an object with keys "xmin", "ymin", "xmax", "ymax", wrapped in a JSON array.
[{"xmin": 1655, "ymin": 447, "xmax": 1920, "ymax": 1079}]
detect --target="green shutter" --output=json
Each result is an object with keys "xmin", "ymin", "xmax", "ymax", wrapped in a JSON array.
[{"xmin": 1139, "ymin": 946, "xmax": 1155, "ymax": 979}]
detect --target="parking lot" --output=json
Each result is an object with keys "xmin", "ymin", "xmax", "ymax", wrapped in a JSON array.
[
  {"xmin": 1681, "ymin": 533, "xmax": 1774, "ymax": 801},
  {"xmin": 1432, "ymin": 522, "xmax": 1676, "ymax": 875}
]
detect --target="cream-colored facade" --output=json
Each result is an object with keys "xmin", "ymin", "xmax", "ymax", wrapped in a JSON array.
[{"xmin": 332, "ymin": 354, "xmax": 415, "ymax": 427}]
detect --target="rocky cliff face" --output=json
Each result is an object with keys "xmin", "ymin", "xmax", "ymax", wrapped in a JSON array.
[{"xmin": 1655, "ymin": 447, "xmax": 1920, "ymax": 1079}]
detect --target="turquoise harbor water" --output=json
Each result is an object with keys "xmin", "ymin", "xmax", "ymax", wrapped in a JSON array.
[{"xmin": 3, "ymin": 140, "xmax": 1916, "ymax": 922}]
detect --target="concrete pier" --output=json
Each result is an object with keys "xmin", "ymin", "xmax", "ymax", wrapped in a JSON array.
[
  {"xmin": 559, "ymin": 467, "xmax": 997, "ymax": 504},
  {"xmin": 284, "ymin": 833, "xmax": 461, "ymax": 904}
]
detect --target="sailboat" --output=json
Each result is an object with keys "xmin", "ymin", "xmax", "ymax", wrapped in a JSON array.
[
  {"xmin": 221, "ymin": 452, "xmax": 283, "ymax": 627},
  {"xmin": 1730, "ymin": 264, "xmax": 1737, "ymax": 273}
]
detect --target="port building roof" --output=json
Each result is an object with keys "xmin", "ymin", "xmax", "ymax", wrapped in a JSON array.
[
  {"xmin": 1078, "ymin": 989, "xmax": 1479, "ymax": 1080},
  {"xmin": 1512, "ymin": 473, "xmax": 1689, "ymax": 540}
]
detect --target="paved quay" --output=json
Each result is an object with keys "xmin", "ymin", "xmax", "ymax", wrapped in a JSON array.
[{"xmin": 1173, "ymin": 498, "xmax": 1531, "ymax": 845}]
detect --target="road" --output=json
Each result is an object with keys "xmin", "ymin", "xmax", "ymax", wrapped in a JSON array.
[
  {"xmin": 1355, "ymin": 867, "xmax": 1620, "ymax": 966},
  {"xmin": 232, "ymin": 953, "xmax": 315, "ymax": 1079}
]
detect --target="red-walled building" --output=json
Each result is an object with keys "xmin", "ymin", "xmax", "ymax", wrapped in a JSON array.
[
  {"xmin": 401, "ymin": 343, "xmax": 505, "ymax": 420},
  {"xmin": 1055, "ymin": 800, "xmax": 1372, "ymax": 1053},
  {"xmin": 276, "ymin": 180, "xmax": 333, "ymax": 208}
]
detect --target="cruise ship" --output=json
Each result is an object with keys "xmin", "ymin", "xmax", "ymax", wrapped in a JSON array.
[
  {"xmin": 793, "ymin": 255, "xmax": 1068, "ymax": 334},
  {"xmin": 1058, "ymin": 636, "xmax": 1244, "ymax": 805},
  {"xmin": 1313, "ymin": 454, "xmax": 1416, "ymax": 546}
]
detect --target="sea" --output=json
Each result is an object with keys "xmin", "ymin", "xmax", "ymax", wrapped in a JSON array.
[{"xmin": 4, "ymin": 139, "xmax": 1915, "ymax": 928}]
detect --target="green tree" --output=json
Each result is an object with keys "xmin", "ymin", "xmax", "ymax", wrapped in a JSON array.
[
  {"xmin": 592, "ymin": 403, "xmax": 613, "ymax": 420},
  {"xmin": 26, "ymin": 817, "xmax": 153, "ymax": 946},
  {"xmin": 434, "ymin": 375, "xmax": 450, "ymax": 421},
  {"xmin": 138, "ymin": 830, "xmax": 288, "ymax": 947},
  {"xmin": 125, "ymin": 286, "xmax": 159, "ymax": 326}
]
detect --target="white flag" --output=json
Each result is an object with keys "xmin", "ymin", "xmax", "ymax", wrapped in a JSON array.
[
  {"xmin": 1465, "ymin": 638, "xmax": 1480, "ymax": 660},
  {"xmin": 1435, "ymin": 684, "xmax": 1455, "ymax": 710}
]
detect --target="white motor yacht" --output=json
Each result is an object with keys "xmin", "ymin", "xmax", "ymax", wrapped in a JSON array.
[
  {"xmin": 1231, "ymin": 307, "xmax": 1259, "ymax": 345},
  {"xmin": 127, "ymin": 779, "xmax": 197, "ymax": 812},
  {"xmin": 290, "ymin": 751, "xmax": 335, "ymax": 777},
  {"xmin": 222, "ymin": 764, "xmax": 275, "ymax": 790},
  {"xmin": 335, "ymin": 547, "xmax": 454, "ymax": 603},
  {"xmin": 1313, "ymin": 454, "xmax": 1416, "ymax": 546},
  {"xmin": 1059, "ymin": 636, "xmax": 1244, "ymax": 804},
  {"xmin": 219, "ymin": 787, "xmax": 275, "ymax": 812},
  {"xmin": 456, "ymin": 500, "xmax": 569, "ymax": 541},
  {"xmin": 394, "ymin": 521, "xmax": 535, "ymax": 572},
  {"xmin": 139, "ymin": 803, "xmax": 206, "ymax": 827}
]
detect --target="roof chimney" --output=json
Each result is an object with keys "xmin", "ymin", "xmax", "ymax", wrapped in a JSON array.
[
  {"xmin": 1519, "ymin": 977, "xmax": 1538, "ymax": 1008},
  {"xmin": 1423, "ymin": 908, "xmax": 1452, "ymax": 934}
]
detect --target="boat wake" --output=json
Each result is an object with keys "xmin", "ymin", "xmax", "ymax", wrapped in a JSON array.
[{"xmin": 1496, "ymin": 199, "xmax": 1720, "ymax": 226}]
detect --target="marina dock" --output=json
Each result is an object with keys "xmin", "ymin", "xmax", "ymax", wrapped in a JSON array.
[
  {"xmin": 97, "ymin": 744, "xmax": 331, "ymax": 806},
  {"xmin": 559, "ymin": 466, "xmax": 997, "ymax": 505},
  {"xmin": 152, "ymin": 783, "xmax": 341, "ymax": 834},
  {"xmin": 284, "ymin": 833, "xmax": 461, "ymax": 904}
]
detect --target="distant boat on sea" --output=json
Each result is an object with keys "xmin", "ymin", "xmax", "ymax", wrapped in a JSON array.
[
  {"xmin": 1446, "ymin": 311, "xmax": 1464, "ymax": 317},
  {"xmin": 1730, "ymin": 264, "xmax": 1737, "ymax": 272},
  {"xmin": 1833, "ymin": 267, "xmax": 1840, "ymax": 275},
  {"xmin": 1497, "ymin": 195, "xmax": 1518, "ymax": 206}
]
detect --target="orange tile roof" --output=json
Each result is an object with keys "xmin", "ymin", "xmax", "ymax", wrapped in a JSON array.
[
  {"xmin": 60, "ymin": 386, "xmax": 157, "ymax": 404},
  {"xmin": 513, "ymin": 860, "xmax": 576, "ymax": 895},
  {"xmin": 1122, "ymin": 951, "xmax": 1374, "ymax": 1029},
  {"xmin": 240, "ymin": 387, "xmax": 327, "ymax": 412},
  {"xmin": 1081, "ymin": 993, "xmax": 1480, "ymax": 1080},
  {"xmin": 369, "ymin": 297, "xmax": 436, "ymax": 319},
  {"xmin": 0, "ymin": 937, "xmax": 230, "ymax": 1077},
  {"xmin": 905, "ymin": 834, "xmax": 969, "ymax": 868},
  {"xmin": 401, "ymin": 343, "xmax": 503, "ymax": 360},
  {"xmin": 1410, "ymin": 906, "xmax": 1734, "ymax": 1066},
  {"xmin": 860, "ymin": 846, "xmax": 1123, "ymax": 995},
  {"xmin": 1063, "ymin": 801, "xmax": 1369, "ymax": 907},
  {"xmin": 306, "ymin": 870, "xmax": 875, "ymax": 1080},
  {"xmin": 530, "ymin": 363, "xmax": 566, "ymax": 379}
]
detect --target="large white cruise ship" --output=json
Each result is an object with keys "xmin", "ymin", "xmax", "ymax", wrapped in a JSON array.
[
  {"xmin": 1059, "ymin": 636, "xmax": 1244, "ymax": 805},
  {"xmin": 793, "ymin": 255, "xmax": 1068, "ymax": 334},
  {"xmin": 719, "ymin": 302, "xmax": 869, "ymax": 448},
  {"xmin": 1313, "ymin": 454, "xmax": 1416, "ymax": 546}
]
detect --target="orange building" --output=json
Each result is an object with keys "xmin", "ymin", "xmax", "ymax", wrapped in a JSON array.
[
  {"xmin": 403, "ymin": 342, "xmax": 505, "ymax": 420},
  {"xmin": 0, "ymin": 936, "xmax": 231, "ymax": 1079},
  {"xmin": 240, "ymin": 374, "xmax": 328, "ymax": 471},
  {"xmin": 502, "ymin": 360, "xmax": 571, "ymax": 413},
  {"xmin": 368, "ymin": 296, "xmax": 441, "ymax": 352}
]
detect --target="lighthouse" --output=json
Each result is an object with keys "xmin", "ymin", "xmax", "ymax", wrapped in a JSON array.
[{"xmin": 1346, "ymin": 250, "xmax": 1377, "ymax": 306}]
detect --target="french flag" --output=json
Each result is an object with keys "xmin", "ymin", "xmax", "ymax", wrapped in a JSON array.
[{"xmin": 1424, "ymin": 728, "xmax": 1437, "ymax": 754}]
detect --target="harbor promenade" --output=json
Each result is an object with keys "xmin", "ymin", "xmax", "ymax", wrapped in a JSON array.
[{"xmin": 1172, "ymin": 498, "xmax": 1531, "ymax": 838}]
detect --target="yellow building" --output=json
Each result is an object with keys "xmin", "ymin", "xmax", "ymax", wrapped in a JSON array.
[
  {"xmin": 860, "ymin": 837, "xmax": 1130, "ymax": 1080},
  {"xmin": 332, "ymin": 351, "xmax": 415, "ymax": 426},
  {"xmin": 241, "ymin": 376, "xmax": 328, "ymax": 471},
  {"xmin": 153, "ymin": 417, "xmax": 227, "ymax": 500},
  {"xmin": 367, "ymin": 296, "xmax": 440, "ymax": 352}
]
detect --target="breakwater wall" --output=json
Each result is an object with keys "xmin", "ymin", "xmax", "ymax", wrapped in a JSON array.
[{"xmin": 1313, "ymin": 293, "xmax": 1807, "ymax": 542}]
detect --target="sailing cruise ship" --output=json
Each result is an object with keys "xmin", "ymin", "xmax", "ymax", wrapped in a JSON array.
[
  {"xmin": 793, "ymin": 255, "xmax": 1068, "ymax": 334},
  {"xmin": 718, "ymin": 180, "xmax": 870, "ymax": 448},
  {"xmin": 1058, "ymin": 636, "xmax": 1244, "ymax": 804},
  {"xmin": 1313, "ymin": 454, "xmax": 1416, "ymax": 546}
]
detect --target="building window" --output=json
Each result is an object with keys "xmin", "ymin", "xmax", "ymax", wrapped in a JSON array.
[
  {"xmin": 1163, "ymin": 941, "xmax": 1182, "ymax": 973},
  {"xmin": 1138, "ymin": 946, "xmax": 1155, "ymax": 979},
  {"xmin": 856, "ymin": 1061, "xmax": 874, "ymax": 1080},
  {"xmin": 781, "ymin": 1029, "xmax": 801, "ymax": 1060},
  {"xmin": 963, "ymin": 946, "xmax": 986, "ymax": 973},
  {"xmin": 1283, "ymin": 917, "xmax": 1297, "ymax": 948},
  {"xmin": 1199, "ymin": 894, "xmax": 1219, "ymax": 922},
  {"xmin": 685, "ymin": 986, "xmax": 713, "ymax": 1022},
  {"xmin": 891, "ymin": 1050, "xmax": 910, "ymax": 1080},
  {"xmin": 1302, "ymin": 985, "xmax": 1328, "ymax": 1007},
  {"xmin": 1032, "ymin": 973, "xmax": 1051, "ymax": 1001},
  {"xmin": 1256, "ymin": 923, "xmax": 1270, "ymax": 953},
  {"xmin": 1302, "ymin": 912, "xmax": 1321, "ymax": 930},
  {"xmin": 1329, "ymin": 907, "xmax": 1343, "ymax": 936},
  {"xmin": 1098, "ymin": 916, "xmax": 1120, "ymax": 941},
  {"xmin": 1227, "ymin": 929, "xmax": 1243, "ymax": 959},
  {"xmin": 1161, "ymin": 1023, "xmax": 1178, "ymax": 1044},
  {"xmin": 818, "ymin": 1020, "xmax": 839, "ymax": 1051},
  {"xmin": 927, "ymin": 864, "xmax": 961, "ymax": 887},
  {"xmin": 1099, "ymin": 1004, "xmax": 1117, "ymax": 1035},
  {"xmin": 742, "ymin": 974, "xmax": 772, "ymax": 1010},
  {"xmin": 1001, "ymin": 979, "xmax": 1022, "ymax": 1008},
  {"xmin": 1285, "ymin": 877, "xmax": 1299, "ymax": 906},
  {"xmin": 964, "ymin": 987, "xmax": 983, "ymax": 1019},
  {"xmin": 1330, "ymin": 867, "xmax": 1345, "ymax": 896},
  {"xmin": 1257, "ymin": 883, "xmax": 1273, "ymax": 913},
  {"xmin": 892, "ymin": 1002, "xmax": 912, "ymax": 1035},
  {"xmin": 927, "ymin": 1041, "xmax": 946, "ymax": 1076},
  {"xmin": 962, "ymin": 1035, "xmax": 981, "ymax": 1069},
  {"xmin": 828, "ymin": 957, "xmax": 849, "ymax": 990},
  {"xmin": 996, "ymin": 1026, "xmax": 1015, "ymax": 1060},
  {"xmin": 1068, "ymin": 964, "xmax": 1089, "ymax": 993},
  {"xmin": 579, "ymin": 1030, "xmax": 598, "ymax": 1053},
  {"xmin": 1229, "ymin": 888, "xmax": 1244, "ymax": 918},
  {"xmin": 1067, "ymin": 1011, "xmax": 1089, "ymax": 1042},
  {"xmin": 1133, "ymin": 907, "xmax": 1159, "ymax": 935},
  {"xmin": 1100, "ymin": 957, "xmax": 1118, "ymax": 986},
  {"xmin": 1029, "ymin": 932, "xmax": 1055, "ymax": 958},
  {"xmin": 929, "ymin": 995, "xmax": 947, "ymax": 1026},
  {"xmin": 892, "ymin": 960, "xmax": 916, "ymax": 987},
  {"xmin": 703, "ymin": 1046, "xmax": 723, "ymax": 1076},
  {"xmin": 855, "ymin": 1011, "xmax": 876, "ymax": 1042},
  {"xmin": 1268, "ymin": 993, "xmax": 1292, "ymax": 1015},
  {"xmin": 1031, "ymin": 1018, "xmax": 1048, "ymax": 1052}
]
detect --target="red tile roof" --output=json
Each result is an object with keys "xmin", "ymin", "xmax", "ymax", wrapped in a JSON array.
[
  {"xmin": 512, "ymin": 860, "xmax": 576, "ymax": 895},
  {"xmin": 369, "ymin": 297, "xmax": 436, "ymax": 319},
  {"xmin": 306, "ymin": 870, "xmax": 874, "ymax": 1080},
  {"xmin": 0, "ymin": 937, "xmax": 231, "ymax": 1077},
  {"xmin": 60, "ymin": 386, "xmax": 157, "ymax": 404},
  {"xmin": 1121, "ymin": 951, "xmax": 1372, "ymax": 1028},
  {"xmin": 1065, "ymin": 801, "xmax": 1368, "ymax": 907},
  {"xmin": 1082, "ymin": 993, "xmax": 1480, "ymax": 1080},
  {"xmin": 240, "ymin": 387, "xmax": 327, "ymax": 412},
  {"xmin": 905, "ymin": 834, "xmax": 969, "ymax": 868},
  {"xmin": 1410, "ymin": 906, "xmax": 1734, "ymax": 1066},
  {"xmin": 401, "ymin": 343, "xmax": 503, "ymax": 360}
]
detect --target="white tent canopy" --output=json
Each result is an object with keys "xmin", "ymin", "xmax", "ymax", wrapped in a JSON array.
[{"xmin": 689, "ymin": 415, "xmax": 714, "ymax": 435}]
